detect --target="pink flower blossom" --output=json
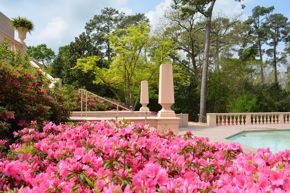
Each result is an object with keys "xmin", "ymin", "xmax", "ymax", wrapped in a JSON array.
[
  {"xmin": 7, "ymin": 113, "xmax": 15, "ymax": 119},
  {"xmin": 0, "ymin": 121, "xmax": 288, "ymax": 192},
  {"xmin": 18, "ymin": 119, "xmax": 25, "ymax": 126}
]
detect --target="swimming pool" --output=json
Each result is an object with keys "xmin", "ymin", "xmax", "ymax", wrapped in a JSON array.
[{"xmin": 228, "ymin": 130, "xmax": 290, "ymax": 153}]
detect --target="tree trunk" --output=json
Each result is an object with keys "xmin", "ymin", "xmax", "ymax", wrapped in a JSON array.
[
  {"xmin": 107, "ymin": 40, "xmax": 111, "ymax": 62},
  {"xmin": 273, "ymin": 42, "xmax": 278, "ymax": 83},
  {"xmin": 190, "ymin": 37, "xmax": 197, "ymax": 74},
  {"xmin": 258, "ymin": 40, "xmax": 264, "ymax": 83},
  {"xmin": 215, "ymin": 37, "xmax": 220, "ymax": 71},
  {"xmin": 199, "ymin": 15, "xmax": 213, "ymax": 122}
]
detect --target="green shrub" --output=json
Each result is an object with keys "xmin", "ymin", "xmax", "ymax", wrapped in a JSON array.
[{"xmin": 227, "ymin": 93, "xmax": 257, "ymax": 112}]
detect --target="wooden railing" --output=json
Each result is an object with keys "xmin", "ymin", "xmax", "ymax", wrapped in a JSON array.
[{"xmin": 207, "ymin": 112, "xmax": 290, "ymax": 126}]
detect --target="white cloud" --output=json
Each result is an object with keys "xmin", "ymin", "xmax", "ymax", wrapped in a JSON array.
[
  {"xmin": 214, "ymin": 0, "xmax": 246, "ymax": 19},
  {"xmin": 146, "ymin": 0, "xmax": 172, "ymax": 30},
  {"xmin": 37, "ymin": 17, "xmax": 68, "ymax": 44},
  {"xmin": 146, "ymin": 0, "xmax": 250, "ymax": 32}
]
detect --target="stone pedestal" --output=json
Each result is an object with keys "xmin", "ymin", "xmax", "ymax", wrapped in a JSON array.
[
  {"xmin": 17, "ymin": 27, "xmax": 27, "ymax": 44},
  {"xmin": 156, "ymin": 117, "xmax": 180, "ymax": 134},
  {"xmin": 139, "ymin": 80, "xmax": 150, "ymax": 112},
  {"xmin": 157, "ymin": 64, "xmax": 175, "ymax": 117},
  {"xmin": 207, "ymin": 114, "xmax": 217, "ymax": 126}
]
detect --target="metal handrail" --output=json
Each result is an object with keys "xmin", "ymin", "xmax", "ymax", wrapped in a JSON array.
[{"xmin": 79, "ymin": 89, "xmax": 130, "ymax": 114}]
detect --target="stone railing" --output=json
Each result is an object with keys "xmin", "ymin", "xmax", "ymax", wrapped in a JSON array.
[
  {"xmin": 207, "ymin": 112, "xmax": 290, "ymax": 126},
  {"xmin": 70, "ymin": 111, "xmax": 188, "ymax": 127}
]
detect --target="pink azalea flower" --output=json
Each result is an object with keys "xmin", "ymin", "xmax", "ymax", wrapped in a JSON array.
[
  {"xmin": 17, "ymin": 119, "xmax": 25, "ymax": 126},
  {"xmin": 6, "ymin": 113, "xmax": 15, "ymax": 119},
  {"xmin": 0, "ymin": 121, "xmax": 289, "ymax": 192}
]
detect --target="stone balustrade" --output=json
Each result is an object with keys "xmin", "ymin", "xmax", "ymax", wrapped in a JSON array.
[{"xmin": 207, "ymin": 112, "xmax": 290, "ymax": 126}]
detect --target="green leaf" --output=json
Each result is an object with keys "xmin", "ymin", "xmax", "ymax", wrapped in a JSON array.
[
  {"xmin": 85, "ymin": 176, "xmax": 95, "ymax": 188},
  {"xmin": 66, "ymin": 173, "xmax": 75, "ymax": 180}
]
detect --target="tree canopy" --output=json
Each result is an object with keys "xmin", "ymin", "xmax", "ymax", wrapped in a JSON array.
[{"xmin": 48, "ymin": 5, "xmax": 290, "ymax": 120}]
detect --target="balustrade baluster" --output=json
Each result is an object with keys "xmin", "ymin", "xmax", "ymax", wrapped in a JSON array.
[
  {"xmin": 223, "ymin": 115, "xmax": 226, "ymax": 125},
  {"xmin": 216, "ymin": 115, "xmax": 218, "ymax": 125}
]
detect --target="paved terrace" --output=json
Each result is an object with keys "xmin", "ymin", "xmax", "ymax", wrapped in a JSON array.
[{"xmin": 180, "ymin": 123, "xmax": 290, "ymax": 152}]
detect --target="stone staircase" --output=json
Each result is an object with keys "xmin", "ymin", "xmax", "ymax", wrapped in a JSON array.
[{"xmin": 29, "ymin": 59, "xmax": 61, "ymax": 88}]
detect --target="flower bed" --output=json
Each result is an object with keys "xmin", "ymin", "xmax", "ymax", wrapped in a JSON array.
[{"xmin": 0, "ymin": 121, "xmax": 289, "ymax": 192}]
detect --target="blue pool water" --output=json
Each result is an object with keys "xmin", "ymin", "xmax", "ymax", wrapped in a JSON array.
[{"xmin": 228, "ymin": 130, "xmax": 290, "ymax": 153}]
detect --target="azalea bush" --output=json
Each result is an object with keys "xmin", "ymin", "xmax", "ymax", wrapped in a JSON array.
[
  {"xmin": 0, "ymin": 121, "xmax": 289, "ymax": 192},
  {"xmin": 0, "ymin": 107, "xmax": 15, "ymax": 135},
  {"xmin": 0, "ymin": 42, "xmax": 69, "ymax": 139}
]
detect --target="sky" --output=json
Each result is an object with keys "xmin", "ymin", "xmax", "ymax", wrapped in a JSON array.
[{"xmin": 0, "ymin": 0, "xmax": 289, "ymax": 52}]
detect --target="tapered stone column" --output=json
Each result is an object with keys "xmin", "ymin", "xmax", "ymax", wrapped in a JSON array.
[
  {"xmin": 157, "ymin": 64, "xmax": 175, "ymax": 117},
  {"xmin": 139, "ymin": 80, "xmax": 150, "ymax": 112}
]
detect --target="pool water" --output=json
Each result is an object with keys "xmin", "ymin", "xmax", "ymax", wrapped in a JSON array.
[{"xmin": 228, "ymin": 130, "xmax": 290, "ymax": 153}]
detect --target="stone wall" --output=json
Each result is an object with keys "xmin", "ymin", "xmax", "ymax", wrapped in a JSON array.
[{"xmin": 0, "ymin": 11, "xmax": 14, "ymax": 40}]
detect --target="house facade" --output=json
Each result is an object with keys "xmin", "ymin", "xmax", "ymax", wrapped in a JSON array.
[
  {"xmin": 0, "ymin": 11, "xmax": 61, "ymax": 88},
  {"xmin": 0, "ymin": 11, "xmax": 25, "ymax": 52}
]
